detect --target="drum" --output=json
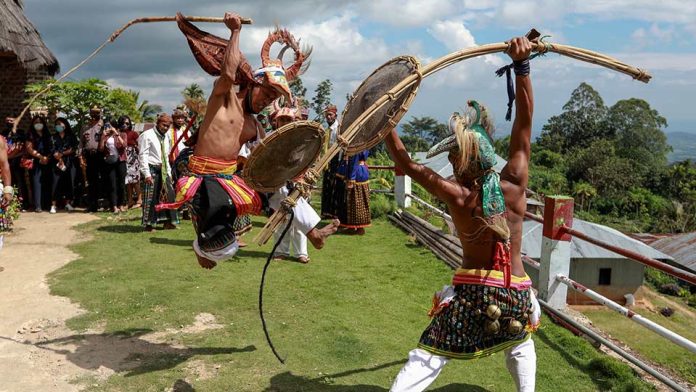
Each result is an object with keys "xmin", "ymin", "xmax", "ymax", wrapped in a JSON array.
[
  {"xmin": 339, "ymin": 55, "xmax": 421, "ymax": 155},
  {"xmin": 242, "ymin": 120, "xmax": 325, "ymax": 192}
]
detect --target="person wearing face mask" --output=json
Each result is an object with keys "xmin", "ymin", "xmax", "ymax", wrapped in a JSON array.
[
  {"xmin": 49, "ymin": 118, "xmax": 79, "ymax": 213},
  {"xmin": 26, "ymin": 116, "xmax": 53, "ymax": 212},
  {"xmin": 119, "ymin": 115, "xmax": 141, "ymax": 209},
  {"xmin": 3, "ymin": 117, "xmax": 30, "ymax": 211},
  {"xmin": 81, "ymin": 106, "xmax": 105, "ymax": 212},
  {"xmin": 138, "ymin": 113, "xmax": 178, "ymax": 231}
]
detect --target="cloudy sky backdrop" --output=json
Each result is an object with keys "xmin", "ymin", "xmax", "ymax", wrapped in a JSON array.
[{"xmin": 24, "ymin": 0, "xmax": 696, "ymax": 137}]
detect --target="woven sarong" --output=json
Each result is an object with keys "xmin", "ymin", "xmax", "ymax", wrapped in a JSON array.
[
  {"xmin": 342, "ymin": 180, "xmax": 371, "ymax": 229},
  {"xmin": 418, "ymin": 269, "xmax": 539, "ymax": 360}
]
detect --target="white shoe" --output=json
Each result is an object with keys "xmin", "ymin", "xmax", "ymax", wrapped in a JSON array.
[
  {"xmin": 49, "ymin": 206, "xmax": 57, "ymax": 214},
  {"xmin": 65, "ymin": 203, "xmax": 75, "ymax": 212}
]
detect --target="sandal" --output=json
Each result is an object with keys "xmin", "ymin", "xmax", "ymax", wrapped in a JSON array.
[{"xmin": 298, "ymin": 256, "xmax": 310, "ymax": 264}]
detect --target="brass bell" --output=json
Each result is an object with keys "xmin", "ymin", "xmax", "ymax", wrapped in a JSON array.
[
  {"xmin": 486, "ymin": 304, "xmax": 501, "ymax": 320},
  {"xmin": 508, "ymin": 319, "xmax": 524, "ymax": 335},
  {"xmin": 474, "ymin": 309, "xmax": 482, "ymax": 316},
  {"xmin": 484, "ymin": 319, "xmax": 500, "ymax": 335}
]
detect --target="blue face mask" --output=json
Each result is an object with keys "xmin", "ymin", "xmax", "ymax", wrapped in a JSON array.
[{"xmin": 55, "ymin": 125, "xmax": 65, "ymax": 133}]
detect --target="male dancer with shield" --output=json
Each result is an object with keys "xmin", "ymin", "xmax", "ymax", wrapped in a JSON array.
[
  {"xmin": 385, "ymin": 36, "xmax": 540, "ymax": 392},
  {"xmin": 158, "ymin": 12, "xmax": 338, "ymax": 269}
]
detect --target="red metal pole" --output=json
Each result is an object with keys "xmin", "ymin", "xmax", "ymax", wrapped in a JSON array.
[
  {"xmin": 562, "ymin": 225, "xmax": 696, "ymax": 285},
  {"xmin": 524, "ymin": 210, "xmax": 696, "ymax": 285}
]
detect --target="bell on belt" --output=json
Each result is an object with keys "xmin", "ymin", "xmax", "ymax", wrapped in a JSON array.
[
  {"xmin": 507, "ymin": 319, "xmax": 524, "ymax": 335},
  {"xmin": 484, "ymin": 319, "xmax": 500, "ymax": 335},
  {"xmin": 486, "ymin": 304, "xmax": 501, "ymax": 320}
]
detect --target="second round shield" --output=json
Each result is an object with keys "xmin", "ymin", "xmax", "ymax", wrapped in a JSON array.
[
  {"xmin": 243, "ymin": 120, "xmax": 325, "ymax": 192},
  {"xmin": 339, "ymin": 56, "xmax": 421, "ymax": 155}
]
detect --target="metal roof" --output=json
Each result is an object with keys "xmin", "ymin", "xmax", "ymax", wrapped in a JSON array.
[
  {"xmin": 521, "ymin": 219, "xmax": 673, "ymax": 261},
  {"xmin": 412, "ymin": 152, "xmax": 673, "ymax": 262},
  {"xmin": 647, "ymin": 232, "xmax": 696, "ymax": 273},
  {"xmin": 413, "ymin": 152, "xmax": 507, "ymax": 179}
]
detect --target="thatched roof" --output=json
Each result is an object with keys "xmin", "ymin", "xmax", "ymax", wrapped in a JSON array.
[{"xmin": 0, "ymin": 0, "xmax": 59, "ymax": 74}]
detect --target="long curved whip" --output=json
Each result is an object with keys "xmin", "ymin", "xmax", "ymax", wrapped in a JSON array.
[
  {"xmin": 13, "ymin": 15, "xmax": 253, "ymax": 131},
  {"xmin": 254, "ymin": 39, "xmax": 652, "ymax": 245}
]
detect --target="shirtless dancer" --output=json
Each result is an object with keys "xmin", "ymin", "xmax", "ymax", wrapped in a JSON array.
[
  {"xmin": 385, "ymin": 36, "xmax": 540, "ymax": 391},
  {"xmin": 158, "ymin": 12, "xmax": 338, "ymax": 269}
]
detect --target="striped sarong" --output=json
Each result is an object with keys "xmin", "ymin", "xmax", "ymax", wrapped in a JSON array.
[{"xmin": 156, "ymin": 155, "xmax": 262, "ymax": 216}]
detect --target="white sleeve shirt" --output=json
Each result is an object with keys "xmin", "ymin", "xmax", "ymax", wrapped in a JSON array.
[{"xmin": 138, "ymin": 129, "xmax": 171, "ymax": 179}]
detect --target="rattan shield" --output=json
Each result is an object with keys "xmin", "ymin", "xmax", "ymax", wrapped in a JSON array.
[
  {"xmin": 243, "ymin": 120, "xmax": 325, "ymax": 192},
  {"xmin": 339, "ymin": 56, "xmax": 421, "ymax": 155}
]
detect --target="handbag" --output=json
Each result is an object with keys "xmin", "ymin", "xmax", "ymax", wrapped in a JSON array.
[{"xmin": 20, "ymin": 157, "xmax": 34, "ymax": 170}]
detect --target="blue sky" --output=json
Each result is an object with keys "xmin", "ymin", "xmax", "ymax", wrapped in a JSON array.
[{"xmin": 23, "ymin": 0, "xmax": 696, "ymax": 138}]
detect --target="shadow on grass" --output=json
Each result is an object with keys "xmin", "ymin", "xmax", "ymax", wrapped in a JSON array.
[
  {"xmin": 535, "ymin": 328, "xmax": 607, "ymax": 391},
  {"xmin": 265, "ymin": 371, "xmax": 489, "ymax": 391},
  {"xmin": 0, "ymin": 328, "xmax": 255, "ymax": 377},
  {"xmin": 150, "ymin": 237, "xmax": 192, "ymax": 247},
  {"xmin": 171, "ymin": 379, "xmax": 196, "ymax": 392},
  {"xmin": 97, "ymin": 225, "xmax": 144, "ymax": 234}
]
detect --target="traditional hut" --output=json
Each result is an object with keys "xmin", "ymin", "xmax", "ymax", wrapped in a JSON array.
[{"xmin": 0, "ymin": 0, "xmax": 59, "ymax": 129}]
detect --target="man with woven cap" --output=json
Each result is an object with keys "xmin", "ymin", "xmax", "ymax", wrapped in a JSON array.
[
  {"xmin": 159, "ymin": 12, "xmax": 338, "ymax": 269},
  {"xmin": 168, "ymin": 108, "xmax": 190, "ymax": 163},
  {"xmin": 385, "ymin": 36, "xmax": 540, "ymax": 392},
  {"xmin": 140, "ymin": 113, "xmax": 178, "ymax": 231},
  {"xmin": 81, "ymin": 105, "xmax": 104, "ymax": 212}
]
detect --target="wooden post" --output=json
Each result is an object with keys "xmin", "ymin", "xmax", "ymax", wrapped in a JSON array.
[
  {"xmin": 538, "ymin": 196, "xmax": 574, "ymax": 310},
  {"xmin": 394, "ymin": 165, "xmax": 411, "ymax": 208}
]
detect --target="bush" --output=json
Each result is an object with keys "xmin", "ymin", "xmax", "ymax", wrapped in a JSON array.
[
  {"xmin": 659, "ymin": 283, "xmax": 681, "ymax": 296},
  {"xmin": 370, "ymin": 193, "xmax": 395, "ymax": 219},
  {"xmin": 687, "ymin": 293, "xmax": 696, "ymax": 309},
  {"xmin": 644, "ymin": 267, "xmax": 677, "ymax": 288}
]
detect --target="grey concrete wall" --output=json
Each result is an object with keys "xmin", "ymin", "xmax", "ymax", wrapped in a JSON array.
[{"xmin": 524, "ymin": 258, "xmax": 645, "ymax": 305}]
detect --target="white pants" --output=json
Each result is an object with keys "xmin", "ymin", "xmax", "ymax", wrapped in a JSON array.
[
  {"xmin": 390, "ymin": 339, "xmax": 537, "ymax": 392},
  {"xmin": 273, "ymin": 219, "xmax": 308, "ymax": 257},
  {"xmin": 268, "ymin": 185, "xmax": 320, "ymax": 236}
]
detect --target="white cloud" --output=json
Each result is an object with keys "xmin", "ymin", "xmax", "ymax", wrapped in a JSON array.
[
  {"xmin": 359, "ymin": 0, "xmax": 457, "ymax": 27},
  {"xmin": 428, "ymin": 20, "xmax": 476, "ymax": 51}
]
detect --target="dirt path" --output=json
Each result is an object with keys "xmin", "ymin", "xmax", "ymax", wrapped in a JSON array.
[
  {"xmin": 0, "ymin": 212, "xmax": 96, "ymax": 392},
  {"xmin": 0, "ymin": 213, "xmax": 228, "ymax": 391}
]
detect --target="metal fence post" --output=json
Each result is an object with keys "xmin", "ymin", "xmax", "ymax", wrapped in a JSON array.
[
  {"xmin": 394, "ymin": 165, "xmax": 411, "ymax": 208},
  {"xmin": 539, "ymin": 196, "xmax": 574, "ymax": 310}
]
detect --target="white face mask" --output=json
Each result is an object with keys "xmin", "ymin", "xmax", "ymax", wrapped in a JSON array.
[{"xmin": 33, "ymin": 123, "xmax": 44, "ymax": 131}]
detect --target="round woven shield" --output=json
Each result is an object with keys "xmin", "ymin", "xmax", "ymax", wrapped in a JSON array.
[
  {"xmin": 243, "ymin": 120, "xmax": 325, "ymax": 192},
  {"xmin": 339, "ymin": 56, "xmax": 421, "ymax": 155}
]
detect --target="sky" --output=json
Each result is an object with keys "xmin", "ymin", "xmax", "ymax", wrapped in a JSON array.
[{"xmin": 23, "ymin": 0, "xmax": 696, "ymax": 138}]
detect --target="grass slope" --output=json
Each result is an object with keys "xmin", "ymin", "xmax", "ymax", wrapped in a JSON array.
[{"xmin": 49, "ymin": 212, "xmax": 653, "ymax": 391}]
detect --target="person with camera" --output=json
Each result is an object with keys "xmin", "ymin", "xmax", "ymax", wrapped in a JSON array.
[
  {"xmin": 81, "ymin": 106, "xmax": 104, "ymax": 212},
  {"xmin": 98, "ymin": 119, "xmax": 126, "ymax": 214}
]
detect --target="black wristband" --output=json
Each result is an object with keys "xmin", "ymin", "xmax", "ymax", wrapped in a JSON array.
[{"xmin": 513, "ymin": 59, "xmax": 530, "ymax": 76}]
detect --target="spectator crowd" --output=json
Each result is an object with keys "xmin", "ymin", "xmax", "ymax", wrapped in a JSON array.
[{"xmin": 0, "ymin": 106, "xmax": 191, "ymax": 228}]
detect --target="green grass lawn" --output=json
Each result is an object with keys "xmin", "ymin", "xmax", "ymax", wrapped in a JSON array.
[
  {"xmin": 48, "ymin": 211, "xmax": 654, "ymax": 391},
  {"xmin": 581, "ymin": 289, "xmax": 696, "ymax": 385}
]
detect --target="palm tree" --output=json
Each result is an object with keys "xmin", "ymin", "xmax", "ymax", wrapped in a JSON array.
[
  {"xmin": 182, "ymin": 83, "xmax": 205, "ymax": 100},
  {"xmin": 138, "ymin": 100, "xmax": 162, "ymax": 122},
  {"xmin": 573, "ymin": 181, "xmax": 597, "ymax": 211}
]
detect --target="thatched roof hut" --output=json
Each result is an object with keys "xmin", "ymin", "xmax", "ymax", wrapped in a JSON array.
[
  {"xmin": 0, "ymin": 0, "xmax": 58, "ymax": 73},
  {"xmin": 0, "ymin": 0, "xmax": 59, "ymax": 128}
]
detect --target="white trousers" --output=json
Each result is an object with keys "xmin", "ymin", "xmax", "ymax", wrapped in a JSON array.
[
  {"xmin": 273, "ymin": 219, "xmax": 308, "ymax": 257},
  {"xmin": 268, "ymin": 185, "xmax": 320, "ymax": 236},
  {"xmin": 390, "ymin": 339, "xmax": 537, "ymax": 392}
]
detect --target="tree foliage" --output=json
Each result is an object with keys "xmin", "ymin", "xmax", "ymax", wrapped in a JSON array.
[
  {"xmin": 529, "ymin": 82, "xmax": 690, "ymax": 232},
  {"xmin": 25, "ymin": 78, "xmax": 141, "ymax": 129},
  {"xmin": 310, "ymin": 79, "xmax": 333, "ymax": 124}
]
